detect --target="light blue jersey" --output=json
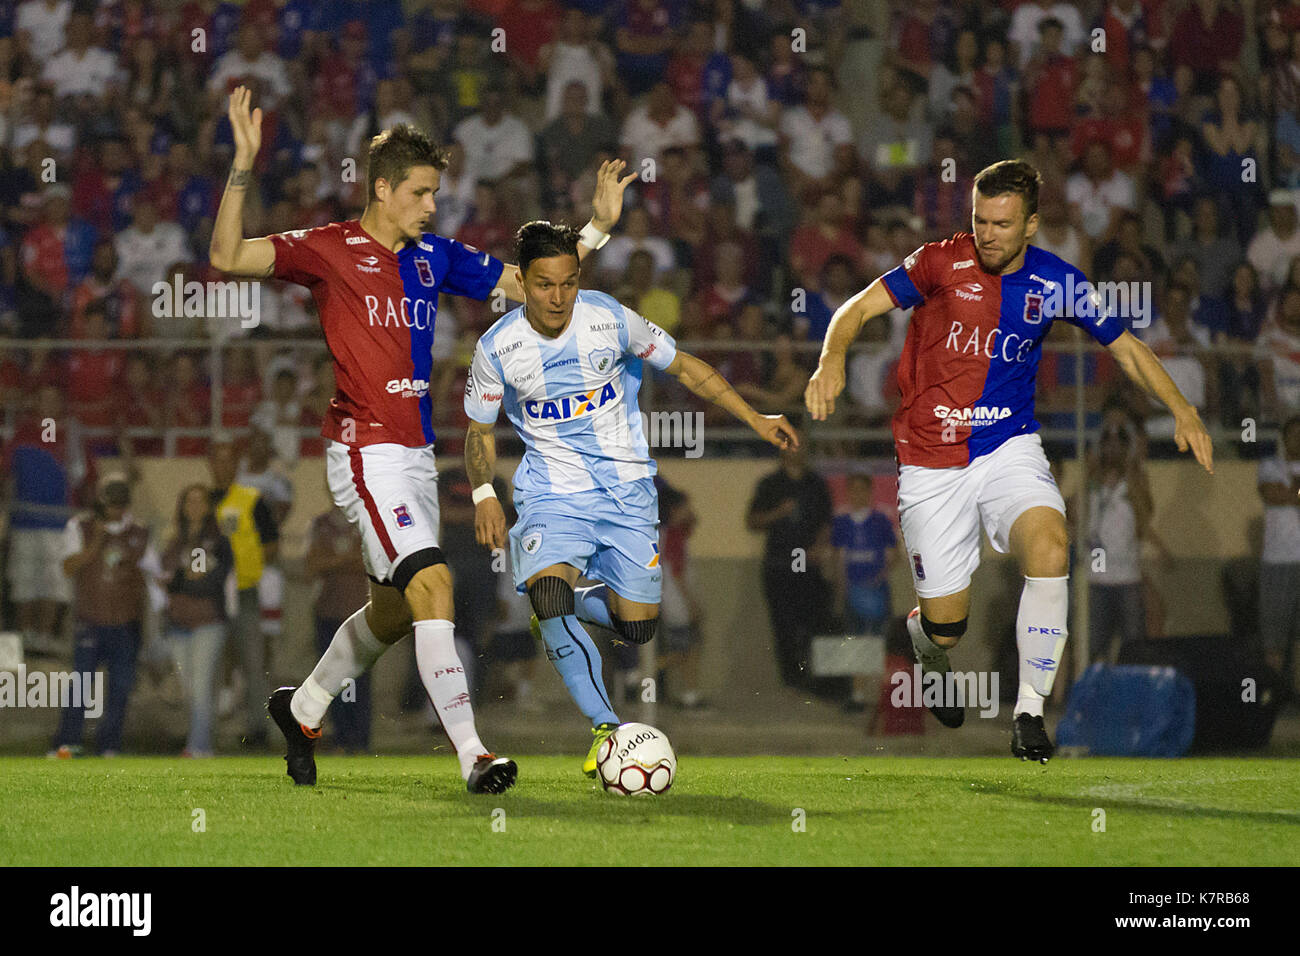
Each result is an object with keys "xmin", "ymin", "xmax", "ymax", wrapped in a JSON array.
[
  {"xmin": 465, "ymin": 291, "xmax": 675, "ymax": 601},
  {"xmin": 464, "ymin": 290, "xmax": 678, "ymax": 497}
]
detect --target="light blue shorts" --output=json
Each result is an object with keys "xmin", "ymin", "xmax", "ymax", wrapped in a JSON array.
[{"xmin": 510, "ymin": 477, "xmax": 662, "ymax": 604}]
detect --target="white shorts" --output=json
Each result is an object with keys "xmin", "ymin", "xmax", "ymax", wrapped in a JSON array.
[
  {"xmin": 325, "ymin": 441, "xmax": 441, "ymax": 587},
  {"xmin": 897, "ymin": 433, "xmax": 1065, "ymax": 599},
  {"xmin": 6, "ymin": 528, "xmax": 73, "ymax": 603}
]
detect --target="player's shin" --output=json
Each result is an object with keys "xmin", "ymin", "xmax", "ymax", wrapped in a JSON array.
[
  {"xmin": 537, "ymin": 615, "xmax": 620, "ymax": 726},
  {"xmin": 413, "ymin": 619, "xmax": 489, "ymax": 779},
  {"xmin": 574, "ymin": 584, "xmax": 615, "ymax": 630},
  {"xmin": 291, "ymin": 606, "xmax": 390, "ymax": 730},
  {"xmin": 1014, "ymin": 575, "xmax": 1070, "ymax": 718}
]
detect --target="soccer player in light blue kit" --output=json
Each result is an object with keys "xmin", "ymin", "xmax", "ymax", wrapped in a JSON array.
[{"xmin": 464, "ymin": 221, "xmax": 799, "ymax": 776}]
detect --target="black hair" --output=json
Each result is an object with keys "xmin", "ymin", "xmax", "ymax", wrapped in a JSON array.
[{"xmin": 515, "ymin": 220, "xmax": 582, "ymax": 276}]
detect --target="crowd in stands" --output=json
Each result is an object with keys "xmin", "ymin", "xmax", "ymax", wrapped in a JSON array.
[{"xmin": 0, "ymin": 0, "xmax": 1294, "ymax": 461}]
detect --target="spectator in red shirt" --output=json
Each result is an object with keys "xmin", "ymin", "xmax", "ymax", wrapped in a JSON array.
[
  {"xmin": 70, "ymin": 240, "xmax": 144, "ymax": 339},
  {"xmin": 221, "ymin": 346, "xmax": 263, "ymax": 429},
  {"xmin": 164, "ymin": 351, "xmax": 211, "ymax": 457},
  {"xmin": 615, "ymin": 0, "xmax": 675, "ymax": 98},
  {"xmin": 1170, "ymin": 0, "xmax": 1244, "ymax": 94},
  {"xmin": 1096, "ymin": 0, "xmax": 1151, "ymax": 76},
  {"xmin": 1071, "ymin": 80, "xmax": 1148, "ymax": 172},
  {"xmin": 456, "ymin": 180, "xmax": 515, "ymax": 263},
  {"xmin": 789, "ymin": 191, "xmax": 866, "ymax": 290},
  {"xmin": 1025, "ymin": 17, "xmax": 1079, "ymax": 144},
  {"xmin": 689, "ymin": 240, "xmax": 750, "ymax": 332},
  {"xmin": 495, "ymin": 0, "xmax": 561, "ymax": 92},
  {"xmin": 119, "ymin": 352, "xmax": 164, "ymax": 456},
  {"xmin": 21, "ymin": 186, "xmax": 97, "ymax": 314},
  {"xmin": 666, "ymin": 19, "xmax": 712, "ymax": 113},
  {"xmin": 695, "ymin": 200, "xmax": 760, "ymax": 289},
  {"xmin": 64, "ymin": 304, "xmax": 124, "ymax": 429}
]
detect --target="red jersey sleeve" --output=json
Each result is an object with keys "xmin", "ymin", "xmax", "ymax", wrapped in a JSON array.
[
  {"xmin": 268, "ymin": 226, "xmax": 334, "ymax": 287},
  {"xmin": 880, "ymin": 240, "xmax": 945, "ymax": 308}
]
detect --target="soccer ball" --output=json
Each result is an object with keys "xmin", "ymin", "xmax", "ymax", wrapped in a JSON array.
[{"xmin": 596, "ymin": 722, "xmax": 676, "ymax": 796}]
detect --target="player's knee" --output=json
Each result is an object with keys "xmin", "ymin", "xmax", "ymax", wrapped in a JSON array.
[
  {"xmin": 614, "ymin": 616, "xmax": 658, "ymax": 646},
  {"xmin": 1025, "ymin": 531, "xmax": 1069, "ymax": 577},
  {"xmin": 921, "ymin": 614, "xmax": 967, "ymax": 649},
  {"xmin": 527, "ymin": 576, "xmax": 574, "ymax": 619},
  {"xmin": 365, "ymin": 602, "xmax": 412, "ymax": 643},
  {"xmin": 394, "ymin": 549, "xmax": 449, "ymax": 607}
]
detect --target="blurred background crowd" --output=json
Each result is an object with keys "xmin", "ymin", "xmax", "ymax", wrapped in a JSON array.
[{"xmin": 1, "ymin": 0, "xmax": 1298, "ymax": 756}]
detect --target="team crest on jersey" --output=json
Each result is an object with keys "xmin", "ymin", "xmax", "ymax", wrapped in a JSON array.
[
  {"xmin": 522, "ymin": 531, "xmax": 542, "ymax": 554},
  {"xmin": 393, "ymin": 504, "xmax": 414, "ymax": 529},
  {"xmin": 414, "ymin": 257, "xmax": 435, "ymax": 287},
  {"xmin": 911, "ymin": 552, "xmax": 926, "ymax": 581},
  {"xmin": 588, "ymin": 347, "xmax": 616, "ymax": 374},
  {"xmin": 523, "ymin": 380, "xmax": 621, "ymax": 423},
  {"xmin": 1024, "ymin": 292, "xmax": 1044, "ymax": 324}
]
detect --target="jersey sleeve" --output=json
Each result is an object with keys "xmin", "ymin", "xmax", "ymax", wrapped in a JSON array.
[
  {"xmin": 439, "ymin": 237, "xmax": 505, "ymax": 301},
  {"xmin": 464, "ymin": 340, "xmax": 505, "ymax": 424},
  {"xmin": 268, "ymin": 227, "xmax": 332, "ymax": 287},
  {"xmin": 624, "ymin": 308, "xmax": 678, "ymax": 371},
  {"xmin": 1059, "ymin": 266, "xmax": 1126, "ymax": 346},
  {"xmin": 880, "ymin": 242, "xmax": 942, "ymax": 310}
]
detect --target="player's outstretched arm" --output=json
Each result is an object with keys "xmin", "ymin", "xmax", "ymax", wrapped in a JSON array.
[
  {"xmin": 490, "ymin": 160, "xmax": 637, "ymax": 302},
  {"xmin": 1107, "ymin": 330, "xmax": 1214, "ymax": 474},
  {"xmin": 209, "ymin": 85, "xmax": 274, "ymax": 277},
  {"xmin": 805, "ymin": 278, "xmax": 897, "ymax": 421},
  {"xmin": 666, "ymin": 350, "xmax": 799, "ymax": 450},
  {"xmin": 465, "ymin": 419, "xmax": 507, "ymax": 550}
]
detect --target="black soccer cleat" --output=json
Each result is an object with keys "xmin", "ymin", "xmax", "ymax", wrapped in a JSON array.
[
  {"xmin": 466, "ymin": 754, "xmax": 518, "ymax": 794},
  {"xmin": 1011, "ymin": 713, "xmax": 1054, "ymax": 763},
  {"xmin": 267, "ymin": 686, "xmax": 319, "ymax": 786},
  {"xmin": 926, "ymin": 670, "xmax": 966, "ymax": 729}
]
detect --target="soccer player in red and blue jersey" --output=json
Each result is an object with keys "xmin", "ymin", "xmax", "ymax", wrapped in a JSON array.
[
  {"xmin": 209, "ymin": 85, "xmax": 634, "ymax": 792},
  {"xmin": 806, "ymin": 160, "xmax": 1214, "ymax": 761}
]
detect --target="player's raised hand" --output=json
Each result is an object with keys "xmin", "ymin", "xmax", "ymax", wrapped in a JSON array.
[
  {"xmin": 227, "ymin": 85, "xmax": 263, "ymax": 165},
  {"xmin": 1173, "ymin": 408, "xmax": 1214, "ymax": 475},
  {"xmin": 591, "ymin": 159, "xmax": 637, "ymax": 230},
  {"xmin": 474, "ymin": 497, "xmax": 508, "ymax": 551},
  {"xmin": 752, "ymin": 414, "xmax": 800, "ymax": 450},
  {"xmin": 804, "ymin": 357, "xmax": 845, "ymax": 421}
]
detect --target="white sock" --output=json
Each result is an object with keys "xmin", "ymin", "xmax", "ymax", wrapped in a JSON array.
[
  {"xmin": 906, "ymin": 607, "xmax": 949, "ymax": 671},
  {"xmin": 291, "ymin": 607, "xmax": 390, "ymax": 729},
  {"xmin": 413, "ymin": 619, "xmax": 487, "ymax": 779},
  {"xmin": 1015, "ymin": 575, "xmax": 1070, "ymax": 718}
]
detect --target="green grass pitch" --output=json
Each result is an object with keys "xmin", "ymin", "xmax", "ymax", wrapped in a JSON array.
[{"xmin": 2, "ymin": 755, "xmax": 1297, "ymax": 866}]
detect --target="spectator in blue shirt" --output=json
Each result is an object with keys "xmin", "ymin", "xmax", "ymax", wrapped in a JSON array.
[{"xmin": 832, "ymin": 473, "xmax": 898, "ymax": 635}]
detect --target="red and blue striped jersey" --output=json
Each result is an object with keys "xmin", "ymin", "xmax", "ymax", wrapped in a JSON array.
[
  {"xmin": 269, "ymin": 220, "xmax": 504, "ymax": 448},
  {"xmin": 880, "ymin": 233, "xmax": 1125, "ymax": 467}
]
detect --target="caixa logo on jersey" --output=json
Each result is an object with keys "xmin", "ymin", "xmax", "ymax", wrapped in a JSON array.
[
  {"xmin": 386, "ymin": 377, "xmax": 429, "ymax": 398},
  {"xmin": 524, "ymin": 381, "xmax": 621, "ymax": 424}
]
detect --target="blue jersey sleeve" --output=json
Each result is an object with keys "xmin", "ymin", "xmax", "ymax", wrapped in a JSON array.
[
  {"xmin": 435, "ymin": 235, "xmax": 505, "ymax": 301},
  {"xmin": 1058, "ymin": 266, "xmax": 1126, "ymax": 346},
  {"xmin": 881, "ymin": 242, "xmax": 942, "ymax": 310}
]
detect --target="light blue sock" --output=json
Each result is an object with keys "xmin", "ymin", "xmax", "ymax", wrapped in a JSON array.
[
  {"xmin": 537, "ymin": 615, "xmax": 619, "ymax": 726},
  {"xmin": 574, "ymin": 584, "xmax": 614, "ymax": 630}
]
